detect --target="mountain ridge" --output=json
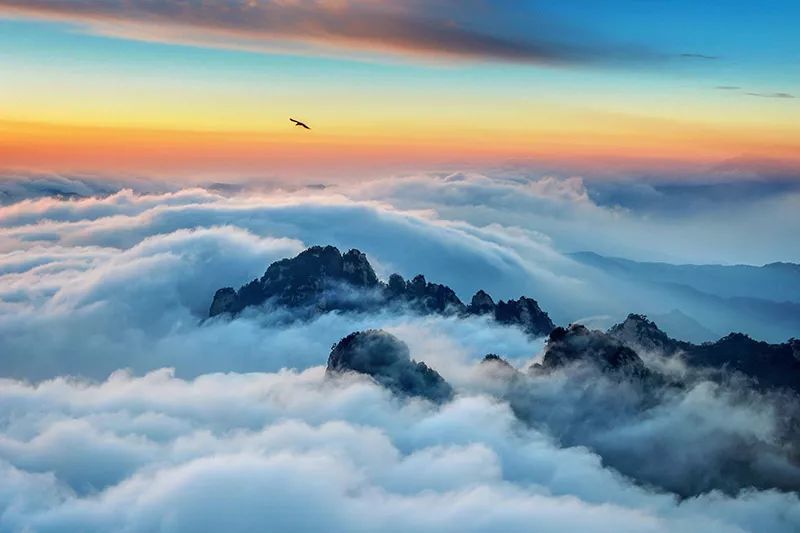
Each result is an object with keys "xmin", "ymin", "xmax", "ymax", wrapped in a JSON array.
[{"xmin": 210, "ymin": 245, "xmax": 555, "ymax": 337}]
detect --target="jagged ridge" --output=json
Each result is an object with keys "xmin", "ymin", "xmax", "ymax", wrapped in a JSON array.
[
  {"xmin": 210, "ymin": 245, "xmax": 555, "ymax": 337},
  {"xmin": 609, "ymin": 313, "xmax": 800, "ymax": 392}
]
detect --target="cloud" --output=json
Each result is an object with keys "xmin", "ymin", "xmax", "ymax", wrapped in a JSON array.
[
  {"xmin": 0, "ymin": 199, "xmax": 547, "ymax": 379},
  {"xmin": 491, "ymin": 362, "xmax": 800, "ymax": 497},
  {"xmin": 0, "ymin": 181, "xmax": 601, "ymax": 323},
  {"xmin": 746, "ymin": 92, "xmax": 795, "ymax": 99},
  {"xmin": 0, "ymin": 0, "xmax": 654, "ymax": 65},
  {"xmin": 712, "ymin": 87, "xmax": 795, "ymax": 99},
  {"xmin": 1, "ymin": 177, "xmax": 800, "ymax": 530},
  {"xmin": 2, "ymin": 171, "xmax": 799, "ymax": 365},
  {"xmin": 680, "ymin": 53, "xmax": 718, "ymax": 60},
  {"xmin": 1, "ymin": 369, "xmax": 799, "ymax": 532},
  {"xmin": 345, "ymin": 171, "xmax": 800, "ymax": 268},
  {"xmin": 0, "ymin": 172, "xmax": 170, "ymax": 206}
]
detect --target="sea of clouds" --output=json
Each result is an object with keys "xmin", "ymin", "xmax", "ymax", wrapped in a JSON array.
[{"xmin": 1, "ymin": 173, "xmax": 799, "ymax": 531}]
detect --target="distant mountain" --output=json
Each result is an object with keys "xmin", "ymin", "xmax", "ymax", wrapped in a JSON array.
[
  {"xmin": 571, "ymin": 251, "xmax": 800, "ymax": 342},
  {"xmin": 654, "ymin": 282, "xmax": 800, "ymax": 342},
  {"xmin": 571, "ymin": 251, "xmax": 800, "ymax": 303},
  {"xmin": 648, "ymin": 309, "xmax": 720, "ymax": 343},
  {"xmin": 609, "ymin": 314, "xmax": 800, "ymax": 393},
  {"xmin": 209, "ymin": 245, "xmax": 555, "ymax": 337}
]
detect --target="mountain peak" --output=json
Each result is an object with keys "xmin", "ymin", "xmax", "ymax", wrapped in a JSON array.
[
  {"xmin": 608, "ymin": 313, "xmax": 681, "ymax": 353},
  {"xmin": 543, "ymin": 324, "xmax": 649, "ymax": 376},
  {"xmin": 210, "ymin": 245, "xmax": 554, "ymax": 338},
  {"xmin": 326, "ymin": 330, "xmax": 453, "ymax": 402}
]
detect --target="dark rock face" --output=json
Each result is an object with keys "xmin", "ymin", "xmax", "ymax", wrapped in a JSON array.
[
  {"xmin": 209, "ymin": 287, "xmax": 237, "ymax": 317},
  {"xmin": 467, "ymin": 290, "xmax": 496, "ymax": 315},
  {"xmin": 609, "ymin": 314, "xmax": 800, "ymax": 393},
  {"xmin": 608, "ymin": 314, "xmax": 687, "ymax": 353},
  {"xmin": 327, "ymin": 330, "xmax": 453, "ymax": 402},
  {"xmin": 210, "ymin": 245, "xmax": 554, "ymax": 337},
  {"xmin": 259, "ymin": 245, "xmax": 379, "ymax": 306},
  {"xmin": 495, "ymin": 297, "xmax": 555, "ymax": 336},
  {"xmin": 684, "ymin": 333, "xmax": 800, "ymax": 392},
  {"xmin": 210, "ymin": 245, "xmax": 380, "ymax": 315},
  {"xmin": 542, "ymin": 324, "xmax": 649, "ymax": 377},
  {"xmin": 385, "ymin": 274, "xmax": 466, "ymax": 314},
  {"xmin": 467, "ymin": 290, "xmax": 555, "ymax": 336}
]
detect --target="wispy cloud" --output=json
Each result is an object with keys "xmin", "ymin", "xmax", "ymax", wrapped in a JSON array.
[
  {"xmin": 680, "ymin": 53, "xmax": 718, "ymax": 60},
  {"xmin": 0, "ymin": 0, "xmax": 654, "ymax": 65},
  {"xmin": 746, "ymin": 92, "xmax": 795, "ymax": 99},
  {"xmin": 713, "ymin": 86, "xmax": 795, "ymax": 99}
]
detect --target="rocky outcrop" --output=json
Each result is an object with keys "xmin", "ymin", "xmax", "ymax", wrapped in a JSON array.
[
  {"xmin": 541, "ymin": 324, "xmax": 649, "ymax": 377},
  {"xmin": 210, "ymin": 246, "xmax": 380, "ymax": 315},
  {"xmin": 495, "ymin": 297, "xmax": 555, "ymax": 336},
  {"xmin": 467, "ymin": 291, "xmax": 555, "ymax": 336},
  {"xmin": 208, "ymin": 287, "xmax": 237, "ymax": 317},
  {"xmin": 608, "ymin": 313, "xmax": 800, "ymax": 392},
  {"xmin": 467, "ymin": 290, "xmax": 496, "ymax": 315},
  {"xmin": 384, "ymin": 274, "xmax": 466, "ymax": 314},
  {"xmin": 210, "ymin": 245, "xmax": 554, "ymax": 337},
  {"xmin": 608, "ymin": 314, "xmax": 689, "ymax": 353},
  {"xmin": 327, "ymin": 330, "xmax": 453, "ymax": 402}
]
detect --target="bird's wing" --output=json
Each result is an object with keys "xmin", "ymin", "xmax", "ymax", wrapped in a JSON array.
[
  {"xmin": 289, "ymin": 118, "xmax": 299, "ymax": 124},
  {"xmin": 301, "ymin": 123, "xmax": 311, "ymax": 129}
]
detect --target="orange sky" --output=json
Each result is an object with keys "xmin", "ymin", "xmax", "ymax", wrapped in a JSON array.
[
  {"xmin": 2, "ymin": 4, "xmax": 799, "ymax": 181},
  {"xmin": 3, "ymin": 116, "xmax": 799, "ymax": 180}
]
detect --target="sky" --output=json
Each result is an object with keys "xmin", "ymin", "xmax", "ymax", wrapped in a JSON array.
[
  {"xmin": 2, "ymin": 4, "xmax": 800, "ymax": 529},
  {"xmin": 1, "ymin": 0, "xmax": 799, "ymax": 179}
]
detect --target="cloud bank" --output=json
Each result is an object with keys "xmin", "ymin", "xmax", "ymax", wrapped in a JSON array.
[
  {"xmin": 2, "ymin": 367, "xmax": 799, "ymax": 532},
  {"xmin": 1, "ymin": 175, "xmax": 799, "ymax": 531}
]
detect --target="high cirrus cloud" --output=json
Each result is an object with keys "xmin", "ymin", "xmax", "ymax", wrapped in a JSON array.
[{"xmin": 0, "ymin": 0, "xmax": 653, "ymax": 65}]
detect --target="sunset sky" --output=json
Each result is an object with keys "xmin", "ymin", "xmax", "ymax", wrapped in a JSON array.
[{"xmin": 1, "ymin": 0, "xmax": 798, "ymax": 179}]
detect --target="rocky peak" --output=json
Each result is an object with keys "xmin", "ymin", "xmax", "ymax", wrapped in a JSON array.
[
  {"xmin": 326, "ymin": 330, "xmax": 453, "ymax": 402},
  {"xmin": 260, "ymin": 245, "xmax": 378, "ymax": 291},
  {"xmin": 341, "ymin": 249, "xmax": 379, "ymax": 287},
  {"xmin": 608, "ymin": 314, "xmax": 684, "ymax": 353},
  {"xmin": 479, "ymin": 354, "xmax": 521, "ymax": 381},
  {"xmin": 386, "ymin": 273, "xmax": 466, "ymax": 314},
  {"xmin": 408, "ymin": 274, "xmax": 428, "ymax": 296},
  {"xmin": 606, "ymin": 314, "xmax": 800, "ymax": 393},
  {"xmin": 209, "ymin": 287, "xmax": 237, "ymax": 316},
  {"xmin": 542, "ymin": 324, "xmax": 649, "ymax": 376},
  {"xmin": 386, "ymin": 273, "xmax": 407, "ymax": 297},
  {"xmin": 209, "ymin": 245, "xmax": 554, "ymax": 339},
  {"xmin": 494, "ymin": 297, "xmax": 555, "ymax": 337},
  {"xmin": 468, "ymin": 290, "xmax": 496, "ymax": 315},
  {"xmin": 210, "ymin": 245, "xmax": 379, "ymax": 316},
  {"xmin": 480, "ymin": 354, "xmax": 516, "ymax": 372},
  {"xmin": 466, "ymin": 290, "xmax": 554, "ymax": 337}
]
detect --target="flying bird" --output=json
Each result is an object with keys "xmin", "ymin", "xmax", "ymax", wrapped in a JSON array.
[{"xmin": 290, "ymin": 118, "xmax": 311, "ymax": 130}]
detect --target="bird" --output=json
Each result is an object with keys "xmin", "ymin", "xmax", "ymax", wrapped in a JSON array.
[{"xmin": 290, "ymin": 118, "xmax": 311, "ymax": 130}]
